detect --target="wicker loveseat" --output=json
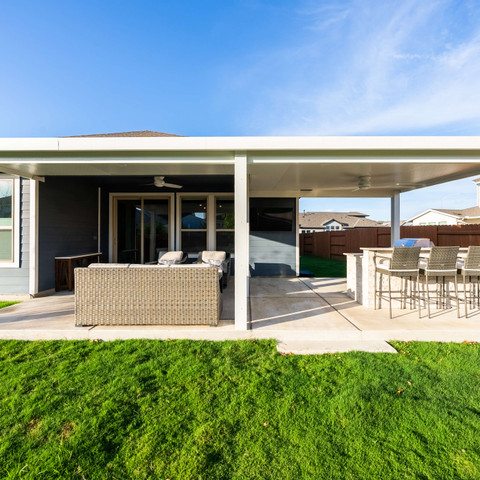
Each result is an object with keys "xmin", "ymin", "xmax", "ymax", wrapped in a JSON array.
[{"xmin": 75, "ymin": 264, "xmax": 221, "ymax": 326}]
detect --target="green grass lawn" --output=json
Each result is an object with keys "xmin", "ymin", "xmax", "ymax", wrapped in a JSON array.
[
  {"xmin": 0, "ymin": 301, "xmax": 19, "ymax": 310},
  {"xmin": 300, "ymin": 255, "xmax": 346, "ymax": 277},
  {"xmin": 1, "ymin": 340, "xmax": 480, "ymax": 479}
]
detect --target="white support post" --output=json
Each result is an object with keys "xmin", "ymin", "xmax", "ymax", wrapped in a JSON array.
[
  {"xmin": 29, "ymin": 179, "xmax": 39, "ymax": 296},
  {"xmin": 234, "ymin": 152, "xmax": 249, "ymax": 330},
  {"xmin": 295, "ymin": 197, "xmax": 300, "ymax": 276},
  {"xmin": 391, "ymin": 191, "xmax": 401, "ymax": 246}
]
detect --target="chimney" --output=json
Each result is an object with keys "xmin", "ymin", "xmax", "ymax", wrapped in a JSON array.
[{"xmin": 475, "ymin": 178, "xmax": 480, "ymax": 207}]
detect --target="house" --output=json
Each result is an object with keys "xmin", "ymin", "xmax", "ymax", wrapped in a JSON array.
[
  {"xmin": 1, "ymin": 133, "xmax": 480, "ymax": 330},
  {"xmin": 403, "ymin": 178, "xmax": 480, "ymax": 226},
  {"xmin": 299, "ymin": 211, "xmax": 383, "ymax": 233}
]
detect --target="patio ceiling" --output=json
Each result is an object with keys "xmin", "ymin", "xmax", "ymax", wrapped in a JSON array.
[
  {"xmin": 248, "ymin": 160, "xmax": 480, "ymax": 197},
  {"xmin": 1, "ymin": 136, "xmax": 480, "ymax": 197}
]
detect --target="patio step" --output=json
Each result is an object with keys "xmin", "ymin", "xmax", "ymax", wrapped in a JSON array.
[{"xmin": 276, "ymin": 339, "xmax": 397, "ymax": 355}]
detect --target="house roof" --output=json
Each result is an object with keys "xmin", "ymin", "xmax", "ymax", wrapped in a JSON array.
[
  {"xmin": 299, "ymin": 212, "xmax": 383, "ymax": 228},
  {"xmin": 434, "ymin": 206, "xmax": 480, "ymax": 217},
  {"xmin": 65, "ymin": 130, "xmax": 183, "ymax": 138},
  {"xmin": 405, "ymin": 206, "xmax": 480, "ymax": 223}
]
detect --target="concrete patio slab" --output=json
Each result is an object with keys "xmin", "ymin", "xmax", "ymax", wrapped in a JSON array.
[
  {"xmin": 277, "ymin": 340, "xmax": 397, "ymax": 355},
  {"xmin": 249, "ymin": 277, "xmax": 317, "ymax": 298},
  {"xmin": 2, "ymin": 277, "xmax": 480, "ymax": 354},
  {"xmin": 301, "ymin": 277, "xmax": 349, "ymax": 295},
  {"xmin": 250, "ymin": 296, "xmax": 358, "ymax": 331}
]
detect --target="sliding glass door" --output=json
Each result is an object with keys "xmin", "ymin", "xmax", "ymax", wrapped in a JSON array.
[
  {"xmin": 115, "ymin": 197, "xmax": 170, "ymax": 263},
  {"xmin": 143, "ymin": 199, "xmax": 169, "ymax": 263}
]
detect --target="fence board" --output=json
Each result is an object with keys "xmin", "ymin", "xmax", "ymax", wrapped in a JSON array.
[{"xmin": 300, "ymin": 225, "xmax": 480, "ymax": 259}]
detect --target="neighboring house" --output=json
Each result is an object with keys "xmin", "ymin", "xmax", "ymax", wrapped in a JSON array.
[
  {"xmin": 403, "ymin": 178, "xmax": 480, "ymax": 226},
  {"xmin": 2, "ymin": 134, "xmax": 480, "ymax": 330},
  {"xmin": 299, "ymin": 211, "xmax": 383, "ymax": 233}
]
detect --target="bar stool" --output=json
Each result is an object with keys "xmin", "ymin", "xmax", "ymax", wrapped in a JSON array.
[
  {"xmin": 374, "ymin": 247, "xmax": 421, "ymax": 319},
  {"xmin": 419, "ymin": 246, "xmax": 460, "ymax": 318},
  {"xmin": 458, "ymin": 246, "xmax": 480, "ymax": 318}
]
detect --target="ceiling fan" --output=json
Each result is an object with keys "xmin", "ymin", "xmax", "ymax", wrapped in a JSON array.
[
  {"xmin": 351, "ymin": 176, "xmax": 425, "ymax": 192},
  {"xmin": 145, "ymin": 176, "xmax": 183, "ymax": 189},
  {"xmin": 319, "ymin": 175, "xmax": 426, "ymax": 192}
]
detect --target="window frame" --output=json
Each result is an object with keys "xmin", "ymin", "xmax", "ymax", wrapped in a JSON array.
[
  {"xmin": 0, "ymin": 176, "xmax": 20, "ymax": 268},
  {"xmin": 177, "ymin": 193, "xmax": 209, "ymax": 256},
  {"xmin": 215, "ymin": 196, "xmax": 234, "ymax": 252},
  {"xmin": 176, "ymin": 193, "xmax": 235, "ymax": 256}
]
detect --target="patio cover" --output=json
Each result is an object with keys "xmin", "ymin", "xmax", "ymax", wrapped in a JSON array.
[
  {"xmin": 2, "ymin": 135, "xmax": 480, "ymax": 330},
  {"xmin": 1, "ymin": 136, "xmax": 480, "ymax": 197}
]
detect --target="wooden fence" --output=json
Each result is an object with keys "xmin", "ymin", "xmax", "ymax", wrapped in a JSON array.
[{"xmin": 300, "ymin": 225, "xmax": 480, "ymax": 260}]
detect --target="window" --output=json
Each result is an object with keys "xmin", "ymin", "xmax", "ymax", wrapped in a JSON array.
[
  {"xmin": 439, "ymin": 221, "xmax": 447, "ymax": 225},
  {"xmin": 216, "ymin": 197, "xmax": 234, "ymax": 253},
  {"xmin": 250, "ymin": 198, "xmax": 294, "ymax": 232},
  {"xmin": 0, "ymin": 178, "xmax": 14, "ymax": 263},
  {"xmin": 180, "ymin": 197, "xmax": 207, "ymax": 253}
]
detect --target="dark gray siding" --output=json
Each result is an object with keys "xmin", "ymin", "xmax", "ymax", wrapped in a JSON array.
[
  {"xmin": 97, "ymin": 175, "xmax": 234, "ymax": 257},
  {"xmin": 249, "ymin": 198, "xmax": 297, "ymax": 276},
  {"xmin": 0, "ymin": 178, "xmax": 30, "ymax": 294},
  {"xmin": 38, "ymin": 178, "xmax": 98, "ymax": 292}
]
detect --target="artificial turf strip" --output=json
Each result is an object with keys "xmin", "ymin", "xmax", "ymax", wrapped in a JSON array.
[
  {"xmin": 0, "ymin": 340, "xmax": 479, "ymax": 479},
  {"xmin": 0, "ymin": 301, "xmax": 19, "ymax": 309},
  {"xmin": 300, "ymin": 255, "xmax": 347, "ymax": 277}
]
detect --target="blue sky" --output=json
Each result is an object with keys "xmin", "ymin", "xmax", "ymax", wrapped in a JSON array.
[{"xmin": 1, "ymin": 0, "xmax": 480, "ymax": 219}]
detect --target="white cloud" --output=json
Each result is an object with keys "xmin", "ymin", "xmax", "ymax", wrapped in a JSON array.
[{"xmin": 238, "ymin": 0, "xmax": 480, "ymax": 136}]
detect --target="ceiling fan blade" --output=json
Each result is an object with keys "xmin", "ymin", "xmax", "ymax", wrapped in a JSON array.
[{"xmin": 163, "ymin": 182, "xmax": 183, "ymax": 189}]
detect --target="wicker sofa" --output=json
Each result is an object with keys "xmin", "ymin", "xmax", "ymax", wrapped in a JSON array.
[{"xmin": 75, "ymin": 264, "xmax": 222, "ymax": 326}]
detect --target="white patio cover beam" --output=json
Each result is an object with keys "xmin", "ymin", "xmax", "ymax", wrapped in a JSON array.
[
  {"xmin": 234, "ymin": 152, "xmax": 249, "ymax": 330},
  {"xmin": 391, "ymin": 192, "xmax": 401, "ymax": 246}
]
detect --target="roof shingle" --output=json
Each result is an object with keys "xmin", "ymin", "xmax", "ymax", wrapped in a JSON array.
[
  {"xmin": 300, "ymin": 212, "xmax": 383, "ymax": 229},
  {"xmin": 65, "ymin": 130, "xmax": 184, "ymax": 138}
]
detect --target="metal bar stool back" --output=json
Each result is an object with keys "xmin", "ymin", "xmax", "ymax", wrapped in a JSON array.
[
  {"xmin": 459, "ymin": 246, "xmax": 480, "ymax": 317},
  {"xmin": 374, "ymin": 247, "xmax": 421, "ymax": 319},
  {"xmin": 421, "ymin": 246, "xmax": 460, "ymax": 318}
]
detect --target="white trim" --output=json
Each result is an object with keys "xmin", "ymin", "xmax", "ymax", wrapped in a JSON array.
[
  {"xmin": 207, "ymin": 194, "xmax": 215, "ymax": 250},
  {"xmin": 108, "ymin": 194, "xmax": 113, "ymax": 263},
  {"xmin": 175, "ymin": 194, "xmax": 181, "ymax": 251},
  {"xmin": 2, "ymin": 135, "xmax": 480, "ymax": 152},
  {"xmin": 140, "ymin": 198, "xmax": 145, "ymax": 264},
  {"xmin": 28, "ymin": 179, "xmax": 38, "ymax": 295},
  {"xmin": 0, "ymin": 165, "xmax": 45, "ymax": 181},
  {"xmin": 234, "ymin": 152, "xmax": 249, "ymax": 331},
  {"xmin": 0, "ymin": 176, "xmax": 20, "ymax": 268},
  {"xmin": 248, "ymin": 157, "xmax": 480, "ymax": 164},
  {"xmin": 0, "ymin": 158, "xmax": 235, "ymax": 165},
  {"xmin": 295, "ymin": 197, "xmax": 300, "ymax": 276},
  {"xmin": 169, "ymin": 196, "xmax": 175, "ymax": 251}
]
